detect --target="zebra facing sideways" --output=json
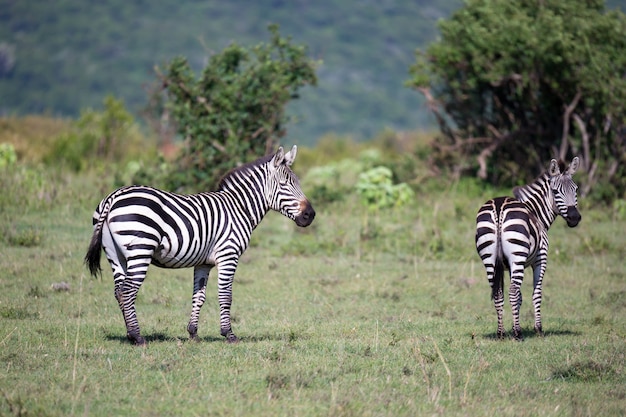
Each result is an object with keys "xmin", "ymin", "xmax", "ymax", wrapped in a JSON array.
[
  {"xmin": 475, "ymin": 157, "xmax": 581, "ymax": 340},
  {"xmin": 85, "ymin": 146, "xmax": 315, "ymax": 345}
]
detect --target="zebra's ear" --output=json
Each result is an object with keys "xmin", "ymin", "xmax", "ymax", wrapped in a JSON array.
[
  {"xmin": 283, "ymin": 145, "xmax": 297, "ymax": 167},
  {"xmin": 549, "ymin": 159, "xmax": 561, "ymax": 176},
  {"xmin": 568, "ymin": 157, "xmax": 580, "ymax": 175},
  {"xmin": 273, "ymin": 147, "xmax": 285, "ymax": 168}
]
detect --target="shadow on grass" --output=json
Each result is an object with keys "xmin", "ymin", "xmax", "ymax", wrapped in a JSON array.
[
  {"xmin": 104, "ymin": 331, "xmax": 296, "ymax": 344},
  {"xmin": 481, "ymin": 328, "xmax": 582, "ymax": 341},
  {"xmin": 103, "ymin": 332, "xmax": 189, "ymax": 344}
]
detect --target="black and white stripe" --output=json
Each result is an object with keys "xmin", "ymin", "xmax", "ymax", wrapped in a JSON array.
[
  {"xmin": 85, "ymin": 146, "xmax": 315, "ymax": 345},
  {"xmin": 475, "ymin": 157, "xmax": 581, "ymax": 340}
]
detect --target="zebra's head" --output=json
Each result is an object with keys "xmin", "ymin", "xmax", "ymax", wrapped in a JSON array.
[
  {"xmin": 548, "ymin": 157, "xmax": 581, "ymax": 228},
  {"xmin": 267, "ymin": 146, "xmax": 315, "ymax": 227}
]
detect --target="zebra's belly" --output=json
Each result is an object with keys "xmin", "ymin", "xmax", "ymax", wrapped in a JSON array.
[{"xmin": 151, "ymin": 237, "xmax": 213, "ymax": 268}]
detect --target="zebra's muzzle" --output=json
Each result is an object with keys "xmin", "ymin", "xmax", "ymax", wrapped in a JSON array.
[
  {"xmin": 295, "ymin": 200, "xmax": 315, "ymax": 227},
  {"xmin": 565, "ymin": 206, "xmax": 581, "ymax": 227}
]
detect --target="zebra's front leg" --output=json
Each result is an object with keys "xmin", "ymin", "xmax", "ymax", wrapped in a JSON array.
[
  {"xmin": 532, "ymin": 261, "xmax": 547, "ymax": 337},
  {"xmin": 216, "ymin": 256, "xmax": 239, "ymax": 343},
  {"xmin": 509, "ymin": 270, "xmax": 524, "ymax": 341},
  {"xmin": 187, "ymin": 265, "xmax": 212, "ymax": 341}
]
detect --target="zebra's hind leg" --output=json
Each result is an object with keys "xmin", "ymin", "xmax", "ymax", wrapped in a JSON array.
[
  {"xmin": 101, "ymin": 229, "xmax": 139, "ymax": 343},
  {"xmin": 509, "ymin": 270, "xmax": 524, "ymax": 341},
  {"xmin": 187, "ymin": 265, "xmax": 211, "ymax": 341},
  {"xmin": 532, "ymin": 263, "xmax": 546, "ymax": 337},
  {"xmin": 119, "ymin": 257, "xmax": 152, "ymax": 346},
  {"xmin": 494, "ymin": 287, "xmax": 506, "ymax": 340},
  {"xmin": 120, "ymin": 278, "xmax": 147, "ymax": 345},
  {"xmin": 488, "ymin": 259, "xmax": 506, "ymax": 339}
]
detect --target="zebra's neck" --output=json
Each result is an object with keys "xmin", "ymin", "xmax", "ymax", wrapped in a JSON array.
[
  {"xmin": 218, "ymin": 170, "xmax": 270, "ymax": 230},
  {"xmin": 513, "ymin": 172, "xmax": 556, "ymax": 230}
]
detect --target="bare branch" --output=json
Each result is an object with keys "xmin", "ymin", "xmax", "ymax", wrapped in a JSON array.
[
  {"xmin": 417, "ymin": 86, "xmax": 457, "ymax": 142},
  {"xmin": 572, "ymin": 113, "xmax": 590, "ymax": 172},
  {"xmin": 476, "ymin": 125, "xmax": 506, "ymax": 179},
  {"xmin": 560, "ymin": 91, "xmax": 581, "ymax": 160},
  {"xmin": 489, "ymin": 73, "xmax": 523, "ymax": 87}
]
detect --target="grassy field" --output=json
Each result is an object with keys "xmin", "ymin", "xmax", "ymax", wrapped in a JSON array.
[{"xmin": 0, "ymin": 167, "xmax": 625, "ymax": 417}]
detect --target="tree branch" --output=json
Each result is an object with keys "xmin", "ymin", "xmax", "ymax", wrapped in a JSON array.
[
  {"xmin": 560, "ymin": 91, "xmax": 581, "ymax": 160},
  {"xmin": 572, "ymin": 112, "xmax": 590, "ymax": 173},
  {"xmin": 476, "ymin": 125, "xmax": 506, "ymax": 179},
  {"xmin": 417, "ymin": 87, "xmax": 457, "ymax": 143}
]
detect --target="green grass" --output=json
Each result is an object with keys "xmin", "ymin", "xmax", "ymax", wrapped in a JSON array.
[{"xmin": 0, "ymin": 170, "xmax": 625, "ymax": 416}]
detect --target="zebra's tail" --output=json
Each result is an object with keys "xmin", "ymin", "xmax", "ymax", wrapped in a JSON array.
[
  {"xmin": 85, "ymin": 226, "xmax": 103, "ymax": 278},
  {"xmin": 84, "ymin": 197, "xmax": 113, "ymax": 278},
  {"xmin": 491, "ymin": 258, "xmax": 505, "ymax": 301}
]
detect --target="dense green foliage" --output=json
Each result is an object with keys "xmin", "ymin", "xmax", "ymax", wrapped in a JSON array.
[
  {"xmin": 0, "ymin": 0, "xmax": 467, "ymax": 142},
  {"xmin": 152, "ymin": 25, "xmax": 317, "ymax": 191},
  {"xmin": 408, "ymin": 0, "xmax": 626, "ymax": 201},
  {"xmin": 356, "ymin": 166, "xmax": 414, "ymax": 211}
]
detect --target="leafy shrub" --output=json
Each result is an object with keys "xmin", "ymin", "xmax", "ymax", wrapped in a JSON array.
[
  {"xmin": 117, "ymin": 156, "xmax": 171, "ymax": 189},
  {"xmin": 5, "ymin": 226, "xmax": 44, "ymax": 247},
  {"xmin": 155, "ymin": 24, "xmax": 317, "ymax": 192},
  {"xmin": 45, "ymin": 96, "xmax": 151, "ymax": 172},
  {"xmin": 355, "ymin": 166, "xmax": 414, "ymax": 211},
  {"xmin": 408, "ymin": 0, "xmax": 626, "ymax": 202},
  {"xmin": 0, "ymin": 143, "xmax": 17, "ymax": 167}
]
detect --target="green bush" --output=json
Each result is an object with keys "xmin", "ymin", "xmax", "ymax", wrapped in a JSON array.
[
  {"xmin": 154, "ymin": 24, "xmax": 318, "ymax": 192},
  {"xmin": 355, "ymin": 166, "xmax": 414, "ymax": 211},
  {"xmin": 408, "ymin": 0, "xmax": 626, "ymax": 201},
  {"xmin": 44, "ymin": 95, "xmax": 151, "ymax": 172},
  {"xmin": 0, "ymin": 143, "xmax": 17, "ymax": 168}
]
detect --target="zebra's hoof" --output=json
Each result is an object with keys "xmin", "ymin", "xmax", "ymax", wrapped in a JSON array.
[
  {"xmin": 133, "ymin": 336, "xmax": 147, "ymax": 346},
  {"xmin": 535, "ymin": 326, "xmax": 544, "ymax": 337},
  {"xmin": 496, "ymin": 330, "xmax": 507, "ymax": 340},
  {"xmin": 513, "ymin": 331, "xmax": 523, "ymax": 342},
  {"xmin": 226, "ymin": 334, "xmax": 239, "ymax": 344}
]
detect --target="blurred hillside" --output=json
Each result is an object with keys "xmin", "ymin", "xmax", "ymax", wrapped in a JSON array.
[
  {"xmin": 1, "ymin": 1, "xmax": 622, "ymax": 145},
  {"xmin": 0, "ymin": 0, "xmax": 464, "ymax": 144}
]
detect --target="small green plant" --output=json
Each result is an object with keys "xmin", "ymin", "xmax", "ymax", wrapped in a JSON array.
[
  {"xmin": 0, "ymin": 143, "xmax": 17, "ymax": 168},
  {"xmin": 5, "ymin": 226, "xmax": 44, "ymax": 247},
  {"xmin": 355, "ymin": 166, "xmax": 414, "ymax": 211},
  {"xmin": 0, "ymin": 305, "xmax": 39, "ymax": 320}
]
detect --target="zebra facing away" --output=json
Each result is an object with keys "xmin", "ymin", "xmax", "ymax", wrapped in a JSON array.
[
  {"xmin": 85, "ymin": 146, "xmax": 315, "ymax": 345},
  {"xmin": 475, "ymin": 157, "xmax": 581, "ymax": 340}
]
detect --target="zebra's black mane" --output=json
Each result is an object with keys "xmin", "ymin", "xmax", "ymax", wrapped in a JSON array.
[
  {"xmin": 216, "ymin": 153, "xmax": 274, "ymax": 191},
  {"xmin": 557, "ymin": 159, "xmax": 566, "ymax": 173}
]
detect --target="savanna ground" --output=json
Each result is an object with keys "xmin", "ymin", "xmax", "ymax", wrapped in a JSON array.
[{"xmin": 0, "ymin": 152, "xmax": 625, "ymax": 417}]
